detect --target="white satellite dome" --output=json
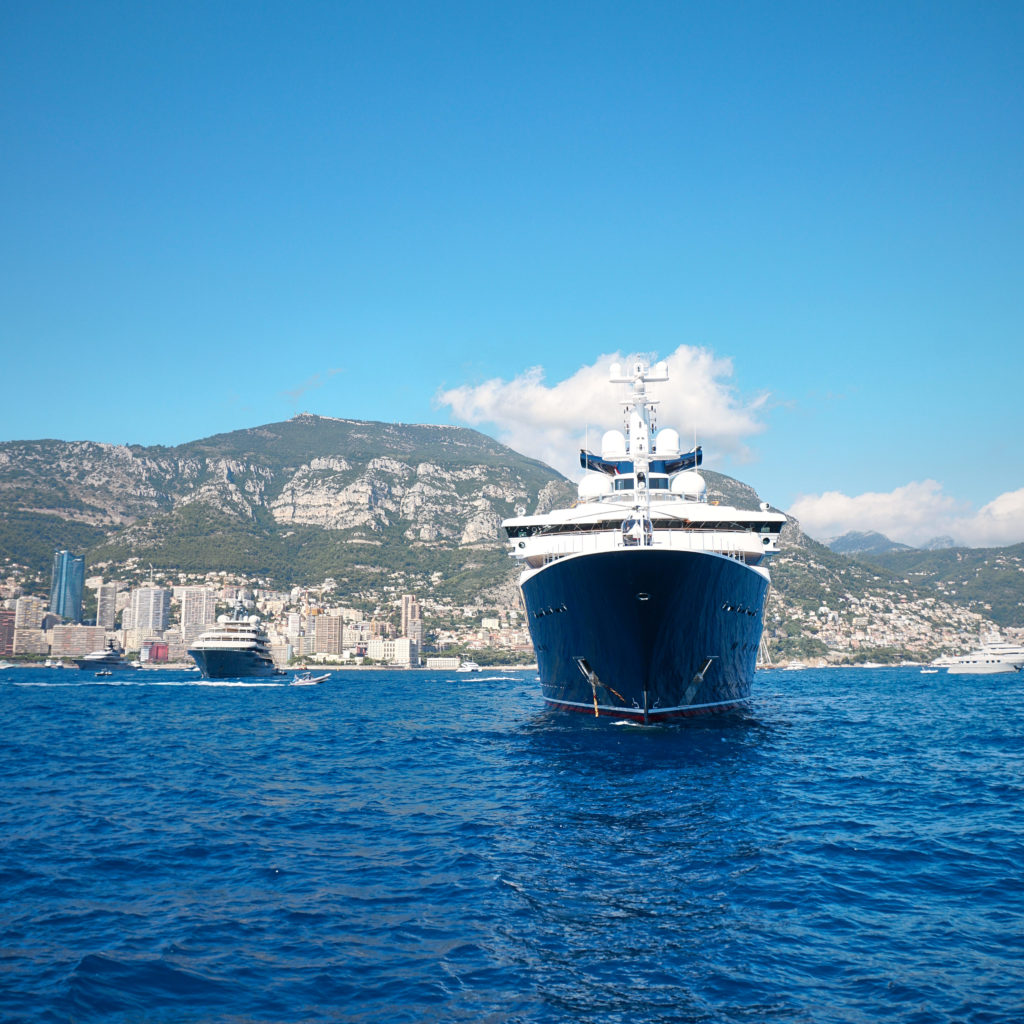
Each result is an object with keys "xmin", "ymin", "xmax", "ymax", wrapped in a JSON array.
[
  {"xmin": 671, "ymin": 470, "xmax": 706, "ymax": 500},
  {"xmin": 601, "ymin": 430, "xmax": 627, "ymax": 459},
  {"xmin": 654, "ymin": 427, "xmax": 680, "ymax": 455},
  {"xmin": 578, "ymin": 473, "xmax": 614, "ymax": 500}
]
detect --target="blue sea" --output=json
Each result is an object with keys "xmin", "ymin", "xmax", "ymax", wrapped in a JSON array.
[{"xmin": 2, "ymin": 665, "xmax": 1022, "ymax": 1023}]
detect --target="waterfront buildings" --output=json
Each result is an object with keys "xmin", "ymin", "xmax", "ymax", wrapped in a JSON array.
[
  {"xmin": 425, "ymin": 656, "xmax": 460, "ymax": 670},
  {"xmin": 366, "ymin": 635, "xmax": 418, "ymax": 667},
  {"xmin": 50, "ymin": 625, "xmax": 107, "ymax": 660}
]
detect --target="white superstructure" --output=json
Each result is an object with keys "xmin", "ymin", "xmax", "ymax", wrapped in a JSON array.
[
  {"xmin": 190, "ymin": 615, "xmax": 273, "ymax": 656},
  {"xmin": 503, "ymin": 360, "xmax": 787, "ymax": 579},
  {"xmin": 187, "ymin": 607, "xmax": 280, "ymax": 678}
]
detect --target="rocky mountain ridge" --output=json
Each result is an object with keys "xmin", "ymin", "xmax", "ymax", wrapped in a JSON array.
[
  {"xmin": 0, "ymin": 416, "xmax": 575, "ymax": 605},
  {"xmin": 827, "ymin": 530, "xmax": 913, "ymax": 555},
  {"xmin": 0, "ymin": 417, "xmax": 566, "ymax": 535},
  {"xmin": 827, "ymin": 529, "xmax": 956, "ymax": 555}
]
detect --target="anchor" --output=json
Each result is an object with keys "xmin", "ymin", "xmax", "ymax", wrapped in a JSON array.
[
  {"xmin": 682, "ymin": 656, "xmax": 717, "ymax": 706},
  {"xmin": 574, "ymin": 657, "xmax": 627, "ymax": 717},
  {"xmin": 575, "ymin": 657, "xmax": 601, "ymax": 716}
]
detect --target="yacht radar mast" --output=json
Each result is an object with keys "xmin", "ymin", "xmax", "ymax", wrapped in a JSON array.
[{"xmin": 609, "ymin": 359, "xmax": 668, "ymax": 517}]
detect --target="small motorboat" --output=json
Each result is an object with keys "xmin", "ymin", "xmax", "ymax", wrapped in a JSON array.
[{"xmin": 292, "ymin": 671, "xmax": 330, "ymax": 686}]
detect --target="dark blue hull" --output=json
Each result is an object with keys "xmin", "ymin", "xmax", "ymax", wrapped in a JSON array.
[
  {"xmin": 188, "ymin": 648, "xmax": 282, "ymax": 679},
  {"xmin": 522, "ymin": 548, "xmax": 769, "ymax": 721},
  {"xmin": 74, "ymin": 657, "xmax": 136, "ymax": 671}
]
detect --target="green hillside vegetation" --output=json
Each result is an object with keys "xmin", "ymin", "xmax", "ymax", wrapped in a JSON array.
[
  {"xmin": 0, "ymin": 512, "xmax": 108, "ymax": 573},
  {"xmin": 769, "ymin": 525, "xmax": 912, "ymax": 613},
  {"xmin": 88, "ymin": 505, "xmax": 512, "ymax": 604},
  {"xmin": 853, "ymin": 544, "xmax": 1024, "ymax": 626}
]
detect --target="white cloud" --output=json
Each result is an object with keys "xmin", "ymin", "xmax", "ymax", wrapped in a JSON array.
[
  {"xmin": 436, "ymin": 346, "xmax": 769, "ymax": 478},
  {"xmin": 790, "ymin": 481, "xmax": 1024, "ymax": 548},
  {"xmin": 966, "ymin": 488, "xmax": 1024, "ymax": 547}
]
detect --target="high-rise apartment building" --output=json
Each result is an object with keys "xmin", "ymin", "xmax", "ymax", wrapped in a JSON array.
[
  {"xmin": 0, "ymin": 608, "xmax": 14, "ymax": 657},
  {"xmin": 314, "ymin": 615, "xmax": 343, "ymax": 656},
  {"xmin": 96, "ymin": 582, "xmax": 120, "ymax": 630},
  {"xmin": 14, "ymin": 595, "xmax": 46, "ymax": 629},
  {"xmin": 401, "ymin": 594, "xmax": 423, "ymax": 645},
  {"xmin": 129, "ymin": 587, "xmax": 171, "ymax": 633},
  {"xmin": 12, "ymin": 595, "xmax": 48, "ymax": 655},
  {"xmin": 50, "ymin": 550, "xmax": 85, "ymax": 622},
  {"xmin": 180, "ymin": 587, "xmax": 217, "ymax": 642}
]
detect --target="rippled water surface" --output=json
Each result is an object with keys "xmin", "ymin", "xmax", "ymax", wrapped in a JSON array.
[{"xmin": 2, "ymin": 665, "xmax": 1023, "ymax": 1023}]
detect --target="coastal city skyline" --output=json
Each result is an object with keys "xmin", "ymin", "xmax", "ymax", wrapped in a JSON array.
[
  {"xmin": 2, "ymin": 554, "xmax": 1010, "ymax": 671},
  {"xmin": 3, "ymin": 530, "xmax": 1019, "ymax": 670},
  {"xmin": 3, "ymin": 4, "xmax": 1022, "ymax": 550},
  {"xmin": 0, "ymin": 553, "xmax": 525, "ymax": 670}
]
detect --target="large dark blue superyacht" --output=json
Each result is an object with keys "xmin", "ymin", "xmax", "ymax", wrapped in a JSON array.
[
  {"xmin": 502, "ymin": 360, "xmax": 787, "ymax": 722},
  {"xmin": 188, "ymin": 607, "xmax": 283, "ymax": 679}
]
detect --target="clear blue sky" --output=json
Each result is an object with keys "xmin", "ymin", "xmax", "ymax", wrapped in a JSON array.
[{"xmin": 2, "ymin": 2, "xmax": 1022, "ymax": 543}]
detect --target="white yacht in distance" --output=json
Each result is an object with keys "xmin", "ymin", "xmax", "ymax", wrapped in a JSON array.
[{"xmin": 946, "ymin": 630, "xmax": 1024, "ymax": 675}]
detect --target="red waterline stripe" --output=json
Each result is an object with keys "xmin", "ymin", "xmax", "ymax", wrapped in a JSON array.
[{"xmin": 544, "ymin": 698, "xmax": 747, "ymax": 721}]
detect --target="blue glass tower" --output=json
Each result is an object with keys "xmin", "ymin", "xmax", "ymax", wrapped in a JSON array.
[{"xmin": 50, "ymin": 549, "xmax": 85, "ymax": 623}]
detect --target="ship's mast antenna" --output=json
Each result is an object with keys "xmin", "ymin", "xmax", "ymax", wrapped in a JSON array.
[{"xmin": 638, "ymin": 365, "xmax": 651, "ymax": 519}]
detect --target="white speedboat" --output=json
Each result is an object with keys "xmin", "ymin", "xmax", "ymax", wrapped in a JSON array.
[{"xmin": 292, "ymin": 671, "xmax": 330, "ymax": 685}]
